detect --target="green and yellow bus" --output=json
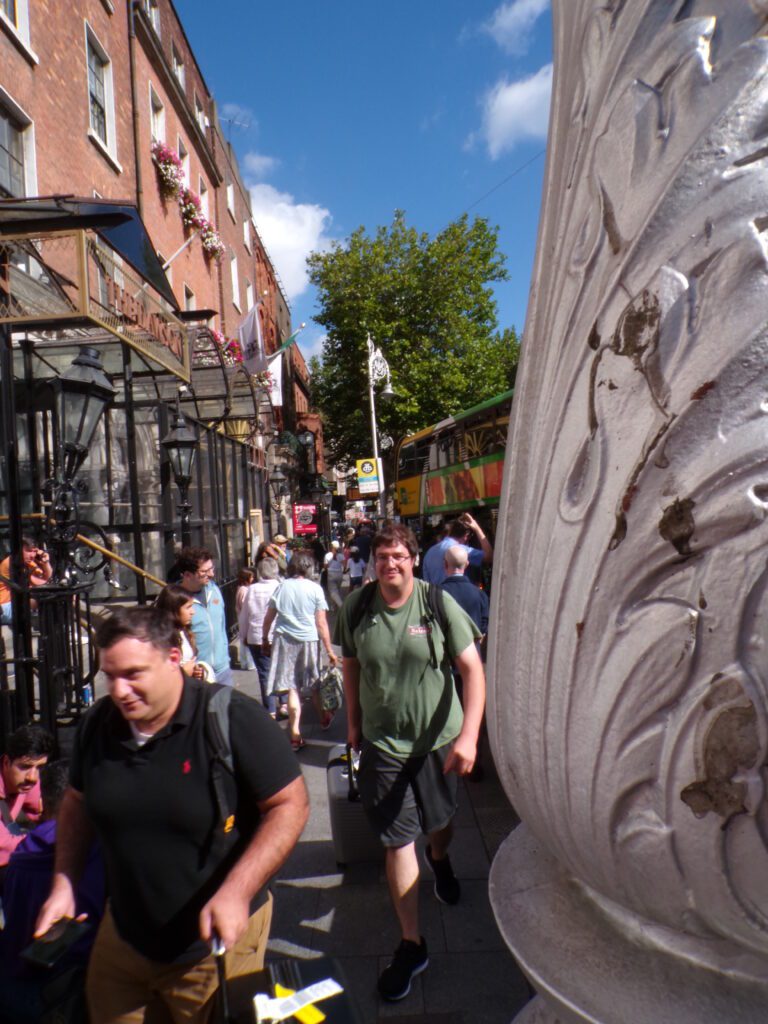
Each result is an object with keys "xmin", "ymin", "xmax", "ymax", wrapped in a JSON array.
[{"xmin": 394, "ymin": 389, "xmax": 513, "ymax": 526}]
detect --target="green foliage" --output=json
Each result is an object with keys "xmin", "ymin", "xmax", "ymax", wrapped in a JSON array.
[{"xmin": 307, "ymin": 211, "xmax": 519, "ymax": 468}]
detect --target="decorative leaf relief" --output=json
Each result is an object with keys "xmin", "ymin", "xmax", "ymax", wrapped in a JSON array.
[{"xmin": 493, "ymin": 1, "xmax": 768, "ymax": 954}]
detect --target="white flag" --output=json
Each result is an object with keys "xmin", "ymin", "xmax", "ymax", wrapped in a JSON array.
[
  {"xmin": 268, "ymin": 351, "xmax": 283, "ymax": 407},
  {"xmin": 238, "ymin": 304, "xmax": 267, "ymax": 374}
]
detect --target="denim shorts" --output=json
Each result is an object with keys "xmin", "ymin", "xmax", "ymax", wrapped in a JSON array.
[{"xmin": 357, "ymin": 740, "xmax": 458, "ymax": 847}]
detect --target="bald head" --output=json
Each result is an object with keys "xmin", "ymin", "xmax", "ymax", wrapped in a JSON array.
[{"xmin": 444, "ymin": 545, "xmax": 469, "ymax": 574}]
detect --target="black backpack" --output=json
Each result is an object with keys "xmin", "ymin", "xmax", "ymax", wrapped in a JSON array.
[{"xmin": 348, "ymin": 580, "xmax": 450, "ymax": 669}]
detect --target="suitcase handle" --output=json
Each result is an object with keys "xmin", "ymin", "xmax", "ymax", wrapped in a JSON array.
[{"xmin": 346, "ymin": 743, "xmax": 360, "ymax": 803}]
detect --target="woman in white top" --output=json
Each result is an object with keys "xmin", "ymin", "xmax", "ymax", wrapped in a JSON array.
[
  {"xmin": 155, "ymin": 584, "xmax": 202, "ymax": 678},
  {"xmin": 261, "ymin": 551, "xmax": 338, "ymax": 749},
  {"xmin": 239, "ymin": 557, "xmax": 283, "ymax": 717}
]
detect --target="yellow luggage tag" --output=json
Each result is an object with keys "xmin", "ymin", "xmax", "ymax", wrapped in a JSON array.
[{"xmin": 273, "ymin": 983, "xmax": 326, "ymax": 1023}]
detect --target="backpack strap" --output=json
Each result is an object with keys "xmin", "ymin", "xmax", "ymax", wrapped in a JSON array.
[
  {"xmin": 348, "ymin": 581, "xmax": 379, "ymax": 635},
  {"xmin": 422, "ymin": 582, "xmax": 451, "ymax": 670},
  {"xmin": 204, "ymin": 684, "xmax": 236, "ymax": 840}
]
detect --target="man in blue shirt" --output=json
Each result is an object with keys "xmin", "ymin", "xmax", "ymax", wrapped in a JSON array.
[
  {"xmin": 177, "ymin": 547, "xmax": 233, "ymax": 686},
  {"xmin": 421, "ymin": 513, "xmax": 493, "ymax": 585},
  {"xmin": 440, "ymin": 546, "xmax": 489, "ymax": 640}
]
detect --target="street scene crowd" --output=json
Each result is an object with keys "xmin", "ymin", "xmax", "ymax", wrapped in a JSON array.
[{"xmin": 0, "ymin": 513, "xmax": 495, "ymax": 1023}]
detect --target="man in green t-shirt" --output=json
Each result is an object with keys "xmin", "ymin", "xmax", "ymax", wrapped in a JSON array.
[{"xmin": 335, "ymin": 523, "xmax": 485, "ymax": 1003}]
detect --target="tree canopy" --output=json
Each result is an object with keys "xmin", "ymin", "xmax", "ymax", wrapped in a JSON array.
[{"xmin": 307, "ymin": 211, "xmax": 519, "ymax": 469}]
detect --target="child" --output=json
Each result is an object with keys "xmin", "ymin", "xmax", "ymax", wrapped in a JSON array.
[
  {"xmin": 155, "ymin": 584, "xmax": 202, "ymax": 678},
  {"xmin": 236, "ymin": 568, "xmax": 256, "ymax": 669},
  {"xmin": 347, "ymin": 546, "xmax": 366, "ymax": 590}
]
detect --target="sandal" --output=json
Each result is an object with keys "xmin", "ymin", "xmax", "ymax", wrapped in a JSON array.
[{"xmin": 290, "ymin": 736, "xmax": 306, "ymax": 751}]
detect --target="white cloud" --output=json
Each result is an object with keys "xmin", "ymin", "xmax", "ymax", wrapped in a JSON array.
[
  {"xmin": 248, "ymin": 183, "xmax": 333, "ymax": 301},
  {"xmin": 483, "ymin": 0, "xmax": 550, "ymax": 56},
  {"xmin": 243, "ymin": 151, "xmax": 279, "ymax": 179},
  {"xmin": 479, "ymin": 63, "xmax": 552, "ymax": 158}
]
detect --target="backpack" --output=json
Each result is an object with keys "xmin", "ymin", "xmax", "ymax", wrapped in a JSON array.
[{"xmin": 348, "ymin": 581, "xmax": 450, "ymax": 669}]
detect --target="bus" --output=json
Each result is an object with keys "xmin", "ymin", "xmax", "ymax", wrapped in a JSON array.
[{"xmin": 394, "ymin": 389, "xmax": 513, "ymax": 529}]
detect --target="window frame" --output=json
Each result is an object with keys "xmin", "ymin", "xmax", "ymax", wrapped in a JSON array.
[
  {"xmin": 0, "ymin": 87, "xmax": 36, "ymax": 198},
  {"xmin": 84, "ymin": 21, "xmax": 120, "ymax": 170},
  {"xmin": 177, "ymin": 135, "xmax": 189, "ymax": 187},
  {"xmin": 172, "ymin": 43, "xmax": 185, "ymax": 90},
  {"xmin": 0, "ymin": 0, "xmax": 36, "ymax": 63},
  {"xmin": 230, "ymin": 253, "xmax": 241, "ymax": 312},
  {"xmin": 149, "ymin": 83, "xmax": 165, "ymax": 143}
]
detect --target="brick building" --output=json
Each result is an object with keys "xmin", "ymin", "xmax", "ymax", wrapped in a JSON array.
[{"xmin": 0, "ymin": 0, "xmax": 322, "ymax": 603}]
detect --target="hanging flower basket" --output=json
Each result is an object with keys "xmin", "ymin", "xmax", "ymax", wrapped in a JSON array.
[
  {"xmin": 179, "ymin": 187, "xmax": 205, "ymax": 230},
  {"xmin": 200, "ymin": 220, "xmax": 226, "ymax": 261},
  {"xmin": 211, "ymin": 330, "xmax": 243, "ymax": 366},
  {"xmin": 251, "ymin": 369, "xmax": 274, "ymax": 391},
  {"xmin": 151, "ymin": 141, "xmax": 184, "ymax": 200}
]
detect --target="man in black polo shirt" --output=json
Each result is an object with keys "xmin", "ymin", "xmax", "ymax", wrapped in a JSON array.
[{"xmin": 35, "ymin": 606, "xmax": 308, "ymax": 1022}]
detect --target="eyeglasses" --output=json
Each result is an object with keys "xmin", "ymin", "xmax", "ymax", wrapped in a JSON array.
[
  {"xmin": 374, "ymin": 553, "xmax": 413, "ymax": 566},
  {"xmin": 196, "ymin": 565, "xmax": 215, "ymax": 577}
]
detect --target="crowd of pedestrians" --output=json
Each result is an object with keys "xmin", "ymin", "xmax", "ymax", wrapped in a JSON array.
[{"xmin": 0, "ymin": 513, "xmax": 494, "ymax": 1021}]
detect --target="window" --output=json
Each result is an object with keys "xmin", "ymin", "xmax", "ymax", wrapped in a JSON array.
[
  {"xmin": 194, "ymin": 94, "xmax": 205, "ymax": 131},
  {"xmin": 177, "ymin": 136, "xmax": 189, "ymax": 187},
  {"xmin": 172, "ymin": 44, "xmax": 185, "ymax": 89},
  {"xmin": 230, "ymin": 254, "xmax": 240, "ymax": 311},
  {"xmin": 0, "ymin": 90, "xmax": 35, "ymax": 197},
  {"xmin": 142, "ymin": 0, "xmax": 160, "ymax": 34},
  {"xmin": 242, "ymin": 219, "xmax": 251, "ymax": 251},
  {"xmin": 184, "ymin": 284, "xmax": 195, "ymax": 311},
  {"xmin": 1, "ymin": 0, "xmax": 34, "ymax": 58},
  {"xmin": 149, "ymin": 85, "xmax": 164, "ymax": 142},
  {"xmin": 245, "ymin": 279, "xmax": 254, "ymax": 312},
  {"xmin": 199, "ymin": 176, "xmax": 208, "ymax": 218},
  {"xmin": 85, "ymin": 24, "xmax": 118, "ymax": 165},
  {"xmin": 0, "ymin": 107, "xmax": 24, "ymax": 196},
  {"xmin": 87, "ymin": 40, "xmax": 107, "ymax": 143},
  {"xmin": 226, "ymin": 181, "xmax": 235, "ymax": 218}
]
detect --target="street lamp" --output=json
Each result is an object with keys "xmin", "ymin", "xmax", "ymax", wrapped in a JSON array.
[
  {"xmin": 45, "ymin": 346, "xmax": 116, "ymax": 587},
  {"xmin": 161, "ymin": 397, "xmax": 198, "ymax": 548},
  {"xmin": 366, "ymin": 334, "xmax": 394, "ymax": 518}
]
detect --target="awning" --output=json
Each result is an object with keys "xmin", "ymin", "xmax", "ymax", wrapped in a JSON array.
[{"xmin": 0, "ymin": 196, "xmax": 177, "ymax": 308}]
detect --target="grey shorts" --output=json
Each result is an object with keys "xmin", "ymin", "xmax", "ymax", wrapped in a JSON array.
[{"xmin": 357, "ymin": 740, "xmax": 458, "ymax": 848}]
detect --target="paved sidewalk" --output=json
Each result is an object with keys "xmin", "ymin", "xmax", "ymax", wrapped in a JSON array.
[{"xmin": 231, "ymin": 667, "xmax": 531, "ymax": 1024}]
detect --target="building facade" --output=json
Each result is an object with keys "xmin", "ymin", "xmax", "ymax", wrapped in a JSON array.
[{"xmin": 0, "ymin": 0, "xmax": 316, "ymax": 731}]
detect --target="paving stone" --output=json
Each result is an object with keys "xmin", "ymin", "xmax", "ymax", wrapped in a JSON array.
[
  {"xmin": 422, "ymin": 950, "xmax": 532, "ymax": 1023},
  {"xmin": 438, "ymin": 879, "xmax": 507, "ymax": 953}
]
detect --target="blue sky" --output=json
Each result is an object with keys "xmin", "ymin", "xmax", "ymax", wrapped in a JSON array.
[{"xmin": 179, "ymin": 0, "xmax": 553, "ymax": 362}]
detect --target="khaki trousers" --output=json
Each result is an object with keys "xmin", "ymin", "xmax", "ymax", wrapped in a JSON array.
[{"xmin": 86, "ymin": 893, "xmax": 273, "ymax": 1023}]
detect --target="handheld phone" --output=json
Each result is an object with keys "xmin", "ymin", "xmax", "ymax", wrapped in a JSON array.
[{"xmin": 21, "ymin": 918, "xmax": 91, "ymax": 969}]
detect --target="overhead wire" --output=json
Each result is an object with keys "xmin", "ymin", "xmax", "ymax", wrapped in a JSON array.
[{"xmin": 463, "ymin": 148, "xmax": 547, "ymax": 214}]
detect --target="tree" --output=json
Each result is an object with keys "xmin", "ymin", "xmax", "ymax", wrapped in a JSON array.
[{"xmin": 307, "ymin": 211, "xmax": 519, "ymax": 469}]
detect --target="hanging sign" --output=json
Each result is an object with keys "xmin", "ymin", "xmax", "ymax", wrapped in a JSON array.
[
  {"xmin": 356, "ymin": 458, "xmax": 381, "ymax": 495},
  {"xmin": 292, "ymin": 503, "xmax": 319, "ymax": 536}
]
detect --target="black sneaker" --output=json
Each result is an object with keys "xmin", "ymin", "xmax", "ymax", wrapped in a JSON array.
[
  {"xmin": 425, "ymin": 844, "xmax": 460, "ymax": 905},
  {"xmin": 377, "ymin": 937, "xmax": 429, "ymax": 1001}
]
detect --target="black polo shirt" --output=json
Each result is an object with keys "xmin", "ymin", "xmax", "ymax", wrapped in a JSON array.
[{"xmin": 70, "ymin": 677, "xmax": 301, "ymax": 962}]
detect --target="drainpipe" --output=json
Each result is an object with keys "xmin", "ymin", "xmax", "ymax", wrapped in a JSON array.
[{"xmin": 127, "ymin": 0, "xmax": 144, "ymax": 216}]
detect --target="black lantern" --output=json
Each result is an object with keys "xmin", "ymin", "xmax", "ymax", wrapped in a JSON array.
[
  {"xmin": 161, "ymin": 400, "xmax": 198, "ymax": 547},
  {"xmin": 269, "ymin": 463, "xmax": 289, "ymax": 497},
  {"xmin": 297, "ymin": 429, "xmax": 314, "ymax": 449},
  {"xmin": 161, "ymin": 404, "xmax": 198, "ymax": 488},
  {"xmin": 56, "ymin": 346, "xmax": 116, "ymax": 482}
]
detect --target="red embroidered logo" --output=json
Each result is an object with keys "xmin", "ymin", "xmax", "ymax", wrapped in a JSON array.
[
  {"xmin": 408, "ymin": 625, "xmax": 431, "ymax": 636},
  {"xmin": 182, "ymin": 760, "xmax": 191, "ymax": 774}
]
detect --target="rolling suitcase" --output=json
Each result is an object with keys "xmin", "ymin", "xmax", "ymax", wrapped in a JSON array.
[{"xmin": 326, "ymin": 744, "xmax": 384, "ymax": 866}]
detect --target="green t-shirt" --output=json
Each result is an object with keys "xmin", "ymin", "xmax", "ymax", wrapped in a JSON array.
[{"xmin": 335, "ymin": 580, "xmax": 480, "ymax": 757}]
